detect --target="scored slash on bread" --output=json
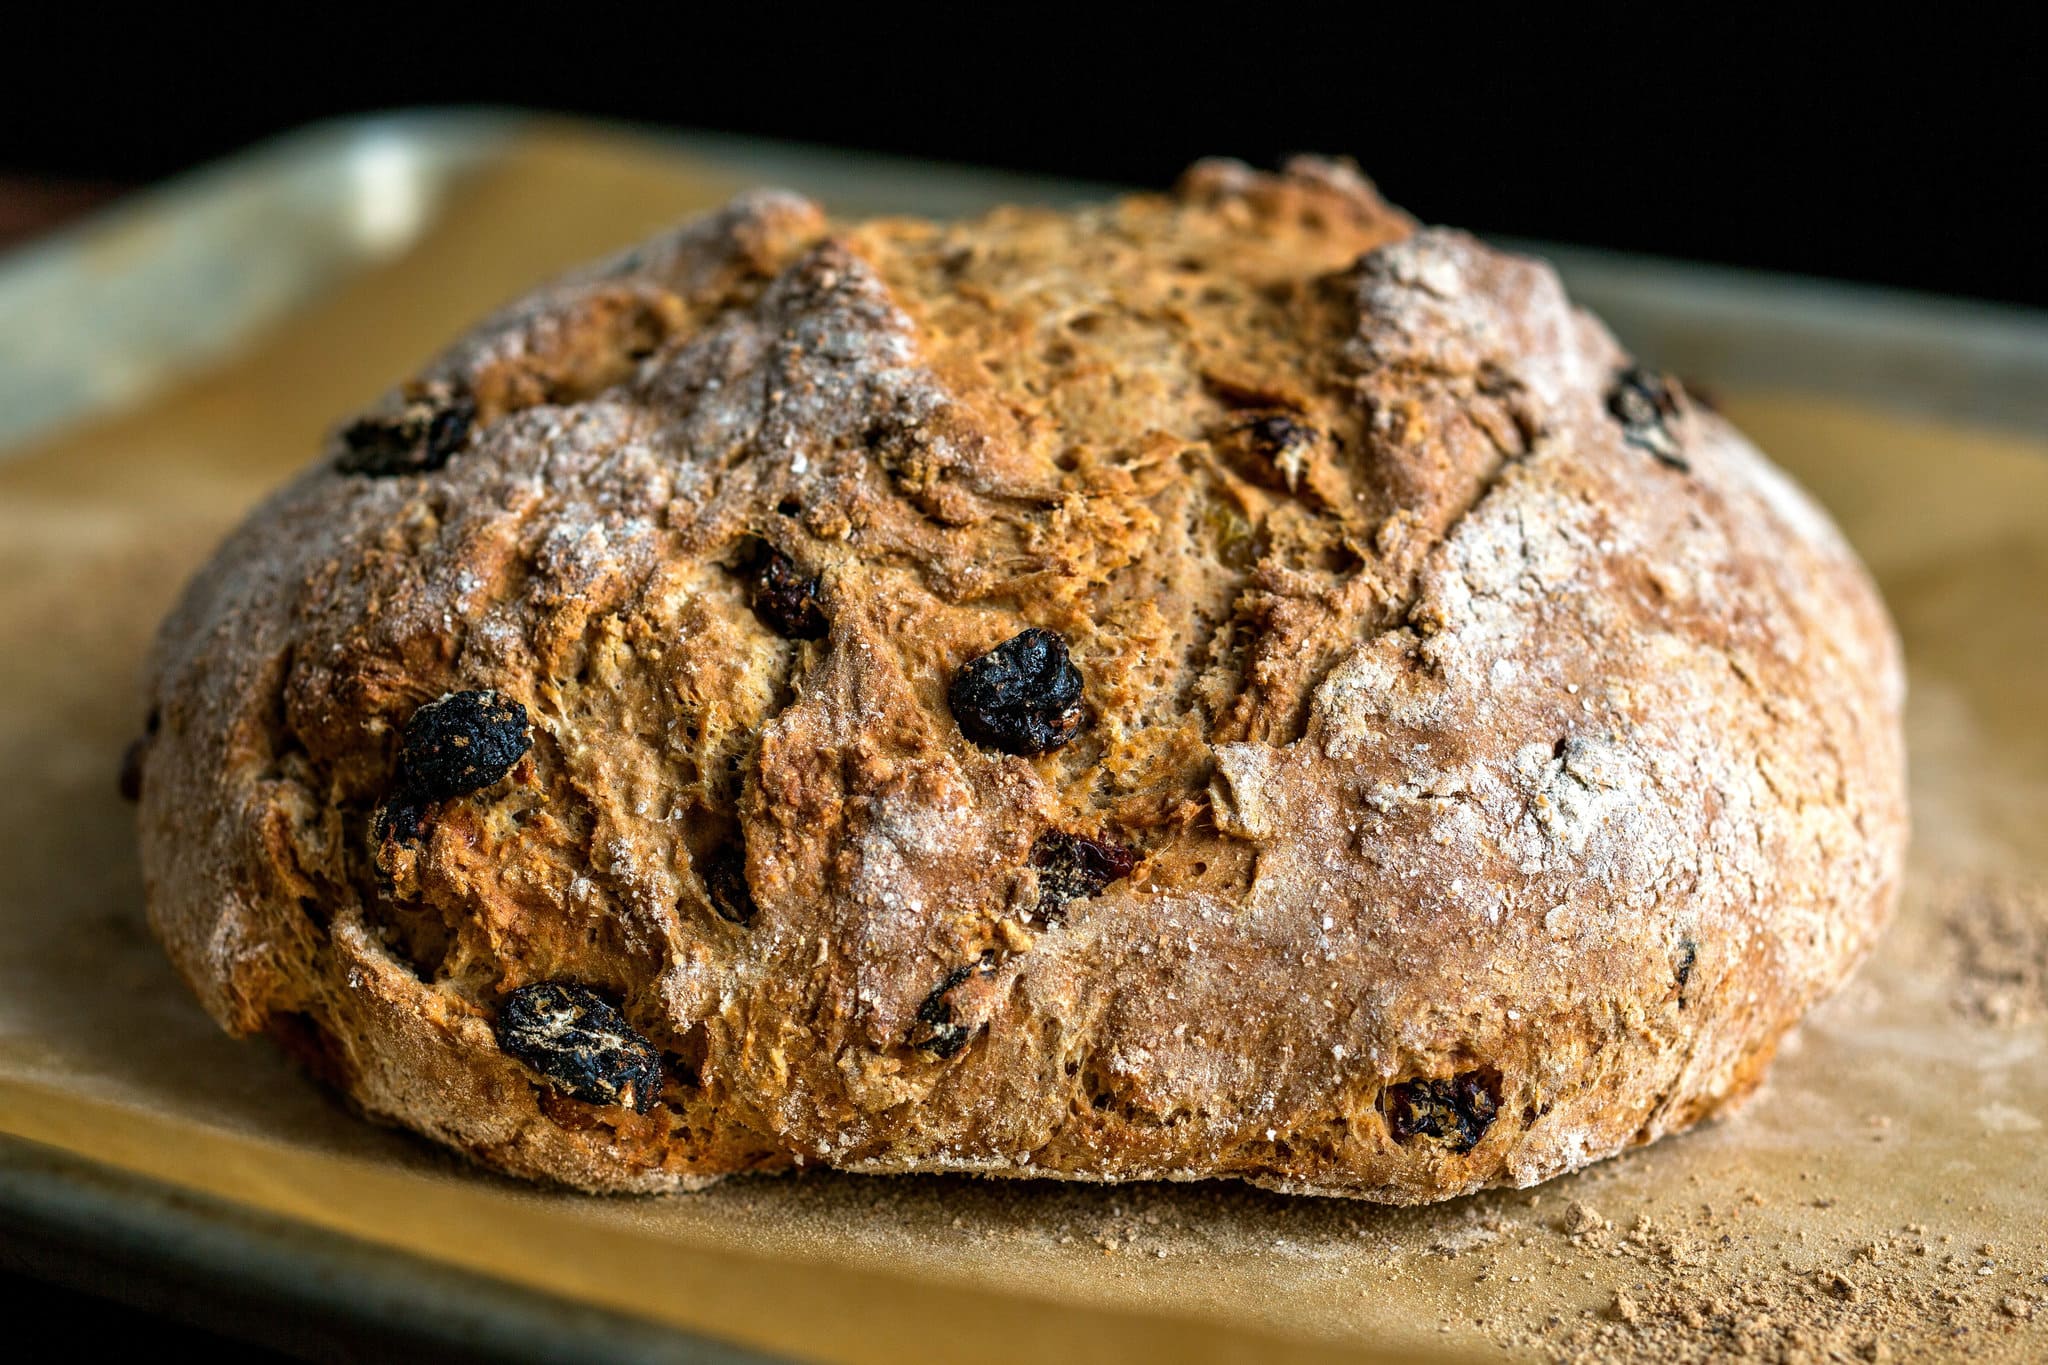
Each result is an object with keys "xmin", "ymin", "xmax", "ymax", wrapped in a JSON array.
[{"xmin": 132, "ymin": 158, "xmax": 1906, "ymax": 1199}]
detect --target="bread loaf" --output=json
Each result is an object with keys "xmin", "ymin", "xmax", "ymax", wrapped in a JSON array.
[{"xmin": 133, "ymin": 158, "xmax": 1907, "ymax": 1200}]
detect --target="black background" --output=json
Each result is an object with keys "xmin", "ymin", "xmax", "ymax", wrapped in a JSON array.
[
  {"xmin": 0, "ymin": 13, "xmax": 2036, "ymax": 1362},
  {"xmin": 2, "ymin": 17, "xmax": 2040, "ymax": 307}
]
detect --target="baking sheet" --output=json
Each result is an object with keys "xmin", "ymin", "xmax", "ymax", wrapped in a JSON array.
[{"xmin": 1, "ymin": 117, "xmax": 2044, "ymax": 1363}]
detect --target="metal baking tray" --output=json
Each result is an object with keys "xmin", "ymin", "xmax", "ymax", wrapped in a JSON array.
[{"xmin": 3, "ymin": 110, "xmax": 2045, "ymax": 1363}]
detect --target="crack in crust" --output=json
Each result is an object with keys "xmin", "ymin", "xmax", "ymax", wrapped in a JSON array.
[{"xmin": 137, "ymin": 158, "xmax": 1906, "ymax": 1198}]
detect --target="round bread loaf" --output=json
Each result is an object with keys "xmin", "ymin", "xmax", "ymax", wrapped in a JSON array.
[{"xmin": 133, "ymin": 159, "xmax": 1906, "ymax": 1200}]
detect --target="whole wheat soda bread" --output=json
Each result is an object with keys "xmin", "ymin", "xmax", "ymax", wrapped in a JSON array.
[{"xmin": 132, "ymin": 159, "xmax": 1907, "ymax": 1199}]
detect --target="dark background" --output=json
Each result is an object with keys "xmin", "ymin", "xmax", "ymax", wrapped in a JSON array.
[
  {"xmin": 0, "ymin": 16, "xmax": 2034, "ymax": 1364},
  {"xmin": 0, "ymin": 20, "xmax": 2039, "ymax": 308}
]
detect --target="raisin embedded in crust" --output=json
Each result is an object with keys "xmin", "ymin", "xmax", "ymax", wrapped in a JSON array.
[
  {"xmin": 701, "ymin": 842, "xmax": 758, "ymax": 925},
  {"xmin": 1605, "ymin": 366, "xmax": 1690, "ymax": 471},
  {"xmin": 335, "ymin": 392, "xmax": 477, "ymax": 477},
  {"xmin": 373, "ymin": 799, "xmax": 427, "ymax": 848},
  {"xmin": 1029, "ymin": 830, "xmax": 1138, "ymax": 921},
  {"xmin": 739, "ymin": 539, "xmax": 828, "ymax": 640},
  {"xmin": 1237, "ymin": 412, "xmax": 1321, "ymax": 492},
  {"xmin": 908, "ymin": 956, "xmax": 996, "ymax": 1058},
  {"xmin": 395, "ymin": 690, "xmax": 531, "ymax": 803},
  {"xmin": 496, "ymin": 982, "xmax": 663, "ymax": 1113},
  {"xmin": 1385, "ymin": 1072, "xmax": 1500, "ymax": 1153},
  {"xmin": 947, "ymin": 628, "xmax": 1085, "ymax": 755}
]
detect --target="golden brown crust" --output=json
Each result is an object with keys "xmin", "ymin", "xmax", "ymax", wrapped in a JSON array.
[{"xmin": 135, "ymin": 158, "xmax": 1907, "ymax": 1199}]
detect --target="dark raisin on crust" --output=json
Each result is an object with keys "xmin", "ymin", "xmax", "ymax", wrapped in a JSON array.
[
  {"xmin": 1385, "ymin": 1071, "xmax": 1500, "ymax": 1153},
  {"xmin": 702, "ymin": 842, "xmax": 758, "ymax": 926},
  {"xmin": 1675, "ymin": 937, "xmax": 1699, "ymax": 1005},
  {"xmin": 335, "ymin": 391, "xmax": 477, "ymax": 477},
  {"xmin": 373, "ymin": 799, "xmax": 427, "ymax": 847},
  {"xmin": 1605, "ymin": 366, "xmax": 1690, "ymax": 471},
  {"xmin": 909, "ymin": 955, "xmax": 996, "ymax": 1058},
  {"xmin": 1238, "ymin": 412, "xmax": 1320, "ymax": 490},
  {"xmin": 395, "ymin": 690, "xmax": 531, "ymax": 804},
  {"xmin": 739, "ymin": 539, "xmax": 827, "ymax": 640},
  {"xmin": 1029, "ymin": 830, "xmax": 1138, "ymax": 921},
  {"xmin": 1244, "ymin": 412, "xmax": 1314, "ymax": 452},
  {"xmin": 947, "ymin": 628, "xmax": 1085, "ymax": 756},
  {"xmin": 496, "ymin": 982, "xmax": 663, "ymax": 1113}
]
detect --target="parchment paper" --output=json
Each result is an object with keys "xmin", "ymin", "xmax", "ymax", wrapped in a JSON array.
[{"xmin": 2, "ymin": 135, "xmax": 2043, "ymax": 1363}]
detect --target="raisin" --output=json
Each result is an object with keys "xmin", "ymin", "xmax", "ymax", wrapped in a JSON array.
[
  {"xmin": 496, "ymin": 982, "xmax": 663, "ymax": 1113},
  {"xmin": 702, "ymin": 842, "xmax": 758, "ymax": 926},
  {"xmin": 335, "ymin": 391, "xmax": 477, "ymax": 477},
  {"xmin": 1385, "ymin": 1071, "xmax": 1500, "ymax": 1153},
  {"xmin": 1605, "ymin": 366, "xmax": 1690, "ymax": 471},
  {"xmin": 1244, "ymin": 412, "xmax": 1312, "ymax": 451},
  {"xmin": 740, "ymin": 539, "xmax": 827, "ymax": 640},
  {"xmin": 374, "ymin": 799, "xmax": 427, "ymax": 847},
  {"xmin": 1029, "ymin": 830, "xmax": 1138, "ymax": 921},
  {"xmin": 1242, "ymin": 413, "xmax": 1319, "ymax": 490},
  {"xmin": 909, "ymin": 956, "xmax": 995, "ymax": 1058},
  {"xmin": 948, "ymin": 627, "xmax": 1085, "ymax": 755},
  {"xmin": 395, "ymin": 690, "xmax": 531, "ymax": 803},
  {"xmin": 1675, "ymin": 937, "xmax": 1698, "ymax": 1005}
]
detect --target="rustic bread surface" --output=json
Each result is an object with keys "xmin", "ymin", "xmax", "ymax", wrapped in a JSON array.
[{"xmin": 135, "ymin": 159, "xmax": 1907, "ymax": 1199}]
